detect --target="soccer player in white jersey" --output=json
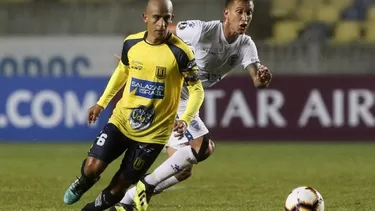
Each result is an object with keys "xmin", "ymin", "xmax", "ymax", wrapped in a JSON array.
[{"xmin": 111, "ymin": 0, "xmax": 272, "ymax": 210}]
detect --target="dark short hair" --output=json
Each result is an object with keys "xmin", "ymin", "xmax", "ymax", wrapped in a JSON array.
[{"xmin": 225, "ymin": 0, "xmax": 253, "ymax": 8}]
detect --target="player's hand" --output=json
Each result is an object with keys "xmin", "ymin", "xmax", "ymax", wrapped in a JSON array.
[
  {"xmin": 256, "ymin": 64, "xmax": 272, "ymax": 88},
  {"xmin": 173, "ymin": 120, "xmax": 188, "ymax": 140},
  {"xmin": 87, "ymin": 104, "xmax": 104, "ymax": 125}
]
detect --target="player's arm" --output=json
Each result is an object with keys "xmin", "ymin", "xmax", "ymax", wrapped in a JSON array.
[
  {"xmin": 179, "ymin": 65, "xmax": 205, "ymax": 125},
  {"xmin": 241, "ymin": 38, "xmax": 272, "ymax": 89},
  {"xmin": 173, "ymin": 62, "xmax": 204, "ymax": 139},
  {"xmin": 87, "ymin": 61, "xmax": 128, "ymax": 125},
  {"xmin": 247, "ymin": 63, "xmax": 272, "ymax": 89},
  {"xmin": 97, "ymin": 39, "xmax": 132, "ymax": 109},
  {"xmin": 96, "ymin": 61, "xmax": 129, "ymax": 109}
]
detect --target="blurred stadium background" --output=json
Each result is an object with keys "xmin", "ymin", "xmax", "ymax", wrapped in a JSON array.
[{"xmin": 1, "ymin": 0, "xmax": 375, "ymax": 210}]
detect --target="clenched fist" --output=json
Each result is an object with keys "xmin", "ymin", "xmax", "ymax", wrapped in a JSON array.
[{"xmin": 256, "ymin": 64, "xmax": 272, "ymax": 88}]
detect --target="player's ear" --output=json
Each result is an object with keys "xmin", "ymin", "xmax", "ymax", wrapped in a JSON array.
[
  {"xmin": 223, "ymin": 8, "xmax": 229, "ymax": 19},
  {"xmin": 171, "ymin": 13, "xmax": 175, "ymax": 21},
  {"xmin": 142, "ymin": 12, "xmax": 148, "ymax": 23}
]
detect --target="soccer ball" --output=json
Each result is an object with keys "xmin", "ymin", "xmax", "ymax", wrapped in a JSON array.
[{"xmin": 284, "ymin": 186, "xmax": 325, "ymax": 211}]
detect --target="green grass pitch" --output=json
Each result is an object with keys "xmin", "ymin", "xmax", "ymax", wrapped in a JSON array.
[{"xmin": 0, "ymin": 142, "xmax": 374, "ymax": 211}]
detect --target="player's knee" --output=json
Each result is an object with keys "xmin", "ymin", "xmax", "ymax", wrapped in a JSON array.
[
  {"xmin": 208, "ymin": 139, "xmax": 215, "ymax": 156},
  {"xmin": 198, "ymin": 139, "xmax": 214, "ymax": 162},
  {"xmin": 82, "ymin": 157, "xmax": 107, "ymax": 178},
  {"xmin": 193, "ymin": 134, "xmax": 213, "ymax": 163},
  {"xmin": 175, "ymin": 167, "xmax": 193, "ymax": 181}
]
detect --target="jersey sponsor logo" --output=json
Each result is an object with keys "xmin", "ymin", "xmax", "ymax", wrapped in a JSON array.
[
  {"xmin": 155, "ymin": 66, "xmax": 166, "ymax": 79},
  {"xmin": 228, "ymin": 54, "xmax": 239, "ymax": 66},
  {"xmin": 130, "ymin": 105, "xmax": 155, "ymax": 130},
  {"xmin": 130, "ymin": 78, "xmax": 165, "ymax": 99},
  {"xmin": 130, "ymin": 60, "xmax": 143, "ymax": 70},
  {"xmin": 178, "ymin": 21, "xmax": 188, "ymax": 30}
]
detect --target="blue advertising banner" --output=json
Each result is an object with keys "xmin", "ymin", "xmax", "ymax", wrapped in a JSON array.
[{"xmin": 0, "ymin": 77, "xmax": 111, "ymax": 141}]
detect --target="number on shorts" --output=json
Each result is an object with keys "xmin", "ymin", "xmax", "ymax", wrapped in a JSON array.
[{"xmin": 97, "ymin": 133, "xmax": 108, "ymax": 146}]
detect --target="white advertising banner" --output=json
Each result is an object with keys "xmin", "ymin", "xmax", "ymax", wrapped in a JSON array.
[{"xmin": 0, "ymin": 36, "xmax": 125, "ymax": 77}]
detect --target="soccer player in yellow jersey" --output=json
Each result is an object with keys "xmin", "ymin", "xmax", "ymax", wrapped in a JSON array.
[{"xmin": 62, "ymin": 0, "xmax": 204, "ymax": 210}]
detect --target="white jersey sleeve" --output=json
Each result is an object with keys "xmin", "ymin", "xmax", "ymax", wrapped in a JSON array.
[
  {"xmin": 240, "ymin": 37, "xmax": 260, "ymax": 69},
  {"xmin": 176, "ymin": 20, "xmax": 218, "ymax": 46}
]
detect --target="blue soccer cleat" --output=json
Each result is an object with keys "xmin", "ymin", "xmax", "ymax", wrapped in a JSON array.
[{"xmin": 63, "ymin": 176, "xmax": 100, "ymax": 205}]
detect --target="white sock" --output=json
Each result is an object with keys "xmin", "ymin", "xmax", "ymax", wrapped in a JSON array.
[
  {"xmin": 154, "ymin": 176, "xmax": 180, "ymax": 193},
  {"xmin": 144, "ymin": 145, "xmax": 197, "ymax": 186},
  {"xmin": 120, "ymin": 176, "xmax": 180, "ymax": 204},
  {"xmin": 121, "ymin": 186, "xmax": 136, "ymax": 205}
]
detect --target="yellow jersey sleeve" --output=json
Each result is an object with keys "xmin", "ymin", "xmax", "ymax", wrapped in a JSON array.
[
  {"xmin": 97, "ymin": 38, "xmax": 135, "ymax": 108},
  {"xmin": 171, "ymin": 38, "xmax": 204, "ymax": 125},
  {"xmin": 180, "ymin": 80, "xmax": 204, "ymax": 124},
  {"xmin": 97, "ymin": 61, "xmax": 128, "ymax": 109}
]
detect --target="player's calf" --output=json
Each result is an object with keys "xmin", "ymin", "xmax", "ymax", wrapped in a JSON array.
[
  {"xmin": 81, "ymin": 169, "xmax": 136, "ymax": 211},
  {"xmin": 63, "ymin": 157, "xmax": 104, "ymax": 205},
  {"xmin": 174, "ymin": 166, "xmax": 193, "ymax": 182},
  {"xmin": 64, "ymin": 123, "xmax": 129, "ymax": 205}
]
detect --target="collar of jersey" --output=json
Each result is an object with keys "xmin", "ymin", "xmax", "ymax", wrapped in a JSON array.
[
  {"xmin": 143, "ymin": 31, "xmax": 172, "ymax": 46},
  {"xmin": 220, "ymin": 22, "xmax": 241, "ymax": 46}
]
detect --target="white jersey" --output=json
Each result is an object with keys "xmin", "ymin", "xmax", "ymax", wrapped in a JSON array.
[{"xmin": 176, "ymin": 20, "xmax": 260, "ymax": 100}]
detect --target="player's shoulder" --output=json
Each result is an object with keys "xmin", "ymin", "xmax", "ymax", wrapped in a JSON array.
[
  {"xmin": 124, "ymin": 31, "xmax": 145, "ymax": 42},
  {"xmin": 168, "ymin": 34, "xmax": 194, "ymax": 55},
  {"xmin": 202, "ymin": 20, "xmax": 222, "ymax": 28},
  {"xmin": 188, "ymin": 19, "xmax": 221, "ymax": 26},
  {"xmin": 122, "ymin": 31, "xmax": 145, "ymax": 52},
  {"xmin": 238, "ymin": 34, "xmax": 256, "ymax": 47},
  {"xmin": 179, "ymin": 20, "xmax": 221, "ymax": 32},
  {"xmin": 197, "ymin": 20, "xmax": 221, "ymax": 32}
]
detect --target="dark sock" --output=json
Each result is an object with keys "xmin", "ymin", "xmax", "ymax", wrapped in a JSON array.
[
  {"xmin": 80, "ymin": 173, "xmax": 100, "ymax": 186},
  {"xmin": 81, "ymin": 188, "xmax": 122, "ymax": 211},
  {"xmin": 76, "ymin": 158, "xmax": 100, "ymax": 194},
  {"xmin": 72, "ymin": 174, "xmax": 100, "ymax": 196}
]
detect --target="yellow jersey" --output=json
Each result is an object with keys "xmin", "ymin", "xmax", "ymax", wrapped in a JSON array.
[{"xmin": 97, "ymin": 31, "xmax": 204, "ymax": 145}]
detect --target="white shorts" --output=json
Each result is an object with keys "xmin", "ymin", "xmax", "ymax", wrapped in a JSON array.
[{"xmin": 166, "ymin": 99, "xmax": 209, "ymax": 148}]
